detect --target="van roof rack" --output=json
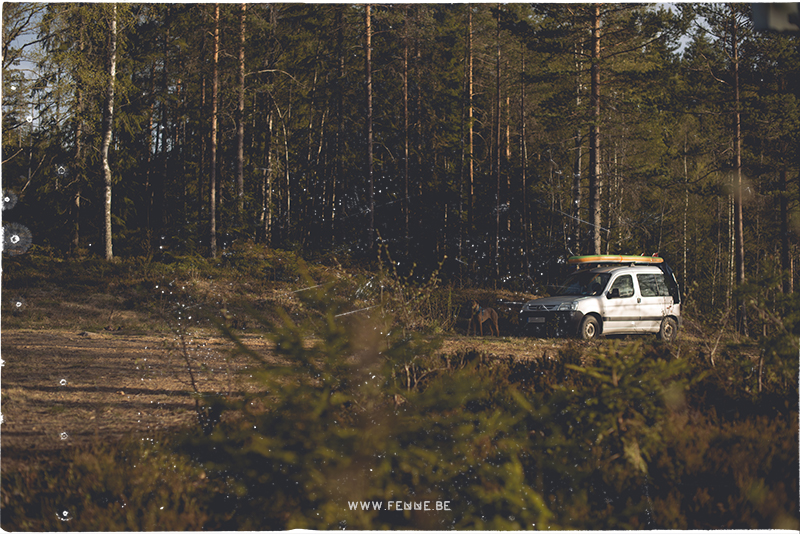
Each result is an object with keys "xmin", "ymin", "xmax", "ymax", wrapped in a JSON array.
[{"xmin": 568, "ymin": 254, "xmax": 663, "ymax": 266}]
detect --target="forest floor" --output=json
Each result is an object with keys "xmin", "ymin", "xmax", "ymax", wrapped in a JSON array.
[
  {"xmin": 0, "ymin": 251, "xmax": 741, "ymax": 469},
  {"xmin": 1, "ymin": 325, "xmax": 589, "ymax": 460}
]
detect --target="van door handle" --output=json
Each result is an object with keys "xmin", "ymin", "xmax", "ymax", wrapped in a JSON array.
[{"xmin": 637, "ymin": 297, "xmax": 641, "ymax": 303}]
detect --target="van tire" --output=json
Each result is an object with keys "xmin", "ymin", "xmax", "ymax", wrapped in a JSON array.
[
  {"xmin": 658, "ymin": 317, "xmax": 678, "ymax": 342},
  {"xmin": 579, "ymin": 316, "xmax": 600, "ymax": 340}
]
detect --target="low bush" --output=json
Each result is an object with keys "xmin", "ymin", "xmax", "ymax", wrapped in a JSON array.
[{"xmin": 2, "ymin": 437, "xmax": 214, "ymax": 531}]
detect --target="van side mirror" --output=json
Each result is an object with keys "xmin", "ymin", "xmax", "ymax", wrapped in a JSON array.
[{"xmin": 607, "ymin": 288, "xmax": 620, "ymax": 299}]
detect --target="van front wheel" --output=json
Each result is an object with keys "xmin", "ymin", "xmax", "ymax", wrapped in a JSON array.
[
  {"xmin": 579, "ymin": 316, "xmax": 599, "ymax": 340},
  {"xmin": 658, "ymin": 317, "xmax": 679, "ymax": 342}
]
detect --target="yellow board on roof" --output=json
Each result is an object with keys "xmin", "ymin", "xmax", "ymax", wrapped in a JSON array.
[{"xmin": 568, "ymin": 255, "xmax": 664, "ymax": 265}]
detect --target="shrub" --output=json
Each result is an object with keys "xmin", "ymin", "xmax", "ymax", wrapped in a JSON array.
[
  {"xmin": 1, "ymin": 437, "xmax": 213, "ymax": 531},
  {"xmin": 178, "ymin": 271, "xmax": 553, "ymax": 530}
]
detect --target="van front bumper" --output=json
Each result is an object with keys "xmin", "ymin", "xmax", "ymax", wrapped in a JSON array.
[{"xmin": 519, "ymin": 310, "xmax": 584, "ymax": 337}]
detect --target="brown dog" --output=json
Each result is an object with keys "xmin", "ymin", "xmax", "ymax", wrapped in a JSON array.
[{"xmin": 468, "ymin": 300, "xmax": 499, "ymax": 336}]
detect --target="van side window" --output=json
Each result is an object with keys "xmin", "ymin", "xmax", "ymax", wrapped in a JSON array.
[
  {"xmin": 609, "ymin": 274, "xmax": 634, "ymax": 298},
  {"xmin": 638, "ymin": 274, "xmax": 671, "ymax": 297}
]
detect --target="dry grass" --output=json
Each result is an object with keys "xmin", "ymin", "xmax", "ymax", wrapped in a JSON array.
[{"xmin": 0, "ymin": 328, "xmax": 278, "ymax": 466}]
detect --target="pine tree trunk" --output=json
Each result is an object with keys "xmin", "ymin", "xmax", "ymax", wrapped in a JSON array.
[
  {"xmin": 72, "ymin": 21, "xmax": 85, "ymax": 255},
  {"xmin": 467, "ymin": 8, "xmax": 474, "ymax": 239},
  {"xmin": 101, "ymin": 4, "xmax": 117, "ymax": 261},
  {"xmin": 198, "ymin": 74, "xmax": 206, "ymax": 219},
  {"xmin": 683, "ymin": 133, "xmax": 689, "ymax": 291},
  {"xmin": 732, "ymin": 14, "xmax": 746, "ymax": 334},
  {"xmin": 332, "ymin": 5, "xmax": 344, "ymax": 243},
  {"xmin": 733, "ymin": 15, "xmax": 744, "ymax": 288},
  {"xmin": 145, "ymin": 63, "xmax": 156, "ymax": 250},
  {"xmin": 780, "ymin": 165, "xmax": 790, "ymax": 293},
  {"xmin": 589, "ymin": 3, "xmax": 602, "ymax": 255},
  {"xmin": 158, "ymin": 17, "xmax": 170, "ymax": 233},
  {"xmin": 572, "ymin": 44, "xmax": 582, "ymax": 252},
  {"xmin": 494, "ymin": 10, "xmax": 501, "ymax": 280},
  {"xmin": 236, "ymin": 3, "xmax": 246, "ymax": 222},
  {"xmin": 520, "ymin": 43, "xmax": 529, "ymax": 278},
  {"xmin": 209, "ymin": 4, "xmax": 219, "ymax": 258},
  {"xmin": 404, "ymin": 6, "xmax": 410, "ymax": 257},
  {"xmin": 365, "ymin": 4, "xmax": 374, "ymax": 250}
]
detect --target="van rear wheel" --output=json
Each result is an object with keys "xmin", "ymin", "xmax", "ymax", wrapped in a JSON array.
[
  {"xmin": 579, "ymin": 316, "xmax": 599, "ymax": 340},
  {"xmin": 658, "ymin": 317, "xmax": 678, "ymax": 342}
]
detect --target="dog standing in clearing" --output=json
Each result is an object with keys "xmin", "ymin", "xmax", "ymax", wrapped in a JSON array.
[{"xmin": 468, "ymin": 300, "xmax": 499, "ymax": 336}]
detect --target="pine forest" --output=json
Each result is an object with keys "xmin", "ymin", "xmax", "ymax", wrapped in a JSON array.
[
  {"xmin": 1, "ymin": 3, "xmax": 796, "ymax": 297},
  {"xmin": 1, "ymin": 3, "xmax": 799, "ymax": 530}
]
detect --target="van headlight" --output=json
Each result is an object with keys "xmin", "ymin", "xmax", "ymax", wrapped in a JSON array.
[{"xmin": 557, "ymin": 302, "xmax": 577, "ymax": 311}]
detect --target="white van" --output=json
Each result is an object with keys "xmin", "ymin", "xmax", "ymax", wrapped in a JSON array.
[{"xmin": 520, "ymin": 255, "xmax": 681, "ymax": 341}]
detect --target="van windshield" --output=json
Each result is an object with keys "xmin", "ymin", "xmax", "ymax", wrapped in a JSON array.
[{"xmin": 554, "ymin": 271, "xmax": 611, "ymax": 296}]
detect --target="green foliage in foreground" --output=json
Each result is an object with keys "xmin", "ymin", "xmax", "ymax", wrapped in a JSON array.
[{"xmin": 2, "ymin": 273, "xmax": 797, "ymax": 530}]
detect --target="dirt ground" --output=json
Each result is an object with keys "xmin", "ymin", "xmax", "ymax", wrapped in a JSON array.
[
  {"xmin": 1, "ymin": 325, "xmax": 583, "ymax": 464},
  {"xmin": 0, "ymin": 328, "xmax": 277, "ymax": 462}
]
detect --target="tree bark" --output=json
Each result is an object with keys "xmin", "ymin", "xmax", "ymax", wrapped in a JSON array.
[
  {"xmin": 101, "ymin": 4, "xmax": 117, "ymax": 261},
  {"xmin": 731, "ymin": 12, "xmax": 746, "ymax": 334},
  {"xmin": 494, "ymin": 9, "xmax": 501, "ymax": 280},
  {"xmin": 403, "ymin": 6, "xmax": 410, "ymax": 256},
  {"xmin": 572, "ymin": 43, "xmax": 583, "ymax": 252},
  {"xmin": 261, "ymin": 110, "xmax": 273, "ymax": 246},
  {"xmin": 365, "ymin": 4, "xmax": 374, "ymax": 250},
  {"xmin": 236, "ymin": 3, "xmax": 246, "ymax": 222},
  {"xmin": 732, "ymin": 15, "xmax": 744, "ymax": 287},
  {"xmin": 780, "ymin": 166, "xmax": 790, "ymax": 293},
  {"xmin": 157, "ymin": 13, "xmax": 170, "ymax": 233},
  {"xmin": 332, "ymin": 5, "xmax": 344, "ymax": 243},
  {"xmin": 467, "ymin": 7, "xmax": 474, "ymax": 238},
  {"xmin": 72, "ymin": 19, "xmax": 85, "ymax": 255},
  {"xmin": 209, "ymin": 4, "xmax": 219, "ymax": 258},
  {"xmin": 589, "ymin": 3, "xmax": 602, "ymax": 255},
  {"xmin": 520, "ymin": 41, "xmax": 529, "ymax": 277}
]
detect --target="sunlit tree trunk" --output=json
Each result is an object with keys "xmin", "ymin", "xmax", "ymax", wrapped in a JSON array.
[
  {"xmin": 572, "ymin": 43, "xmax": 583, "ymax": 253},
  {"xmin": 209, "ymin": 4, "xmax": 219, "ymax": 258},
  {"xmin": 261, "ymin": 110, "xmax": 273, "ymax": 246},
  {"xmin": 101, "ymin": 4, "xmax": 117, "ymax": 261},
  {"xmin": 520, "ymin": 42, "xmax": 529, "ymax": 277},
  {"xmin": 365, "ymin": 4, "xmax": 374, "ymax": 250}
]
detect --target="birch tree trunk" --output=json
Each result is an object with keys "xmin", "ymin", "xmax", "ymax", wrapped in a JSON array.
[{"xmin": 101, "ymin": 4, "xmax": 117, "ymax": 261}]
